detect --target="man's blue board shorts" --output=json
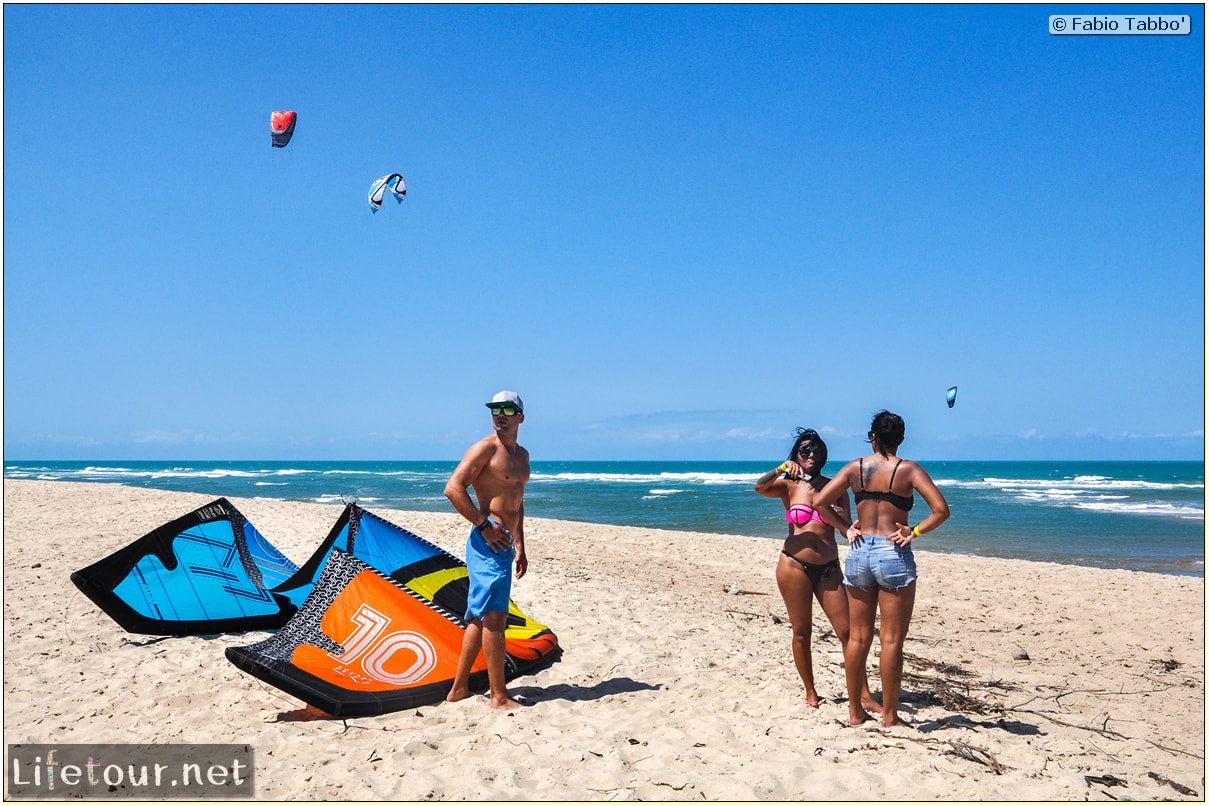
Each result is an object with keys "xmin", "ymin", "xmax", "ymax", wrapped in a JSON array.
[{"xmin": 464, "ymin": 520, "xmax": 515, "ymax": 621}]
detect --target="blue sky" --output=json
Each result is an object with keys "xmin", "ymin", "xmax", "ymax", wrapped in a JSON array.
[{"xmin": 4, "ymin": 4, "xmax": 1204, "ymax": 462}]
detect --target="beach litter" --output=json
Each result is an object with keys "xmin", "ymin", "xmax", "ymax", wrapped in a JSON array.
[{"xmin": 721, "ymin": 582, "xmax": 768, "ymax": 596}]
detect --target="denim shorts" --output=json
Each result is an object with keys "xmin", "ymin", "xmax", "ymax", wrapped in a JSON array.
[{"xmin": 844, "ymin": 536, "xmax": 917, "ymax": 590}]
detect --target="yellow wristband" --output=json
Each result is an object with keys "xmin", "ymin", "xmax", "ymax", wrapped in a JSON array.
[
  {"xmin": 778, "ymin": 463, "xmax": 788, "ymax": 472},
  {"xmin": 912, "ymin": 525, "xmax": 922, "ymax": 538}
]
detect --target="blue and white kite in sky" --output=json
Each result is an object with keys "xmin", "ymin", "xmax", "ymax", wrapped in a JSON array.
[{"xmin": 368, "ymin": 173, "xmax": 407, "ymax": 213}]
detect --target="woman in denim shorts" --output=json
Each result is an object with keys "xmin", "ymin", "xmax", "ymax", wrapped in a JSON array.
[{"xmin": 814, "ymin": 411, "xmax": 950, "ymax": 728}]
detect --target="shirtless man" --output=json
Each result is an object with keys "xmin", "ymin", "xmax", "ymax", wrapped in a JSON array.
[{"xmin": 443, "ymin": 391, "xmax": 531, "ymax": 710}]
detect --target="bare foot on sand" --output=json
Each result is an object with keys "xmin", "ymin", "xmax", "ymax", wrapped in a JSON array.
[
  {"xmin": 445, "ymin": 687, "xmax": 474, "ymax": 703},
  {"xmin": 489, "ymin": 695, "xmax": 526, "ymax": 711},
  {"xmin": 848, "ymin": 709, "xmax": 874, "ymax": 726}
]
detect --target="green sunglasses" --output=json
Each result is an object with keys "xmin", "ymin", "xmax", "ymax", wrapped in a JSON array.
[{"xmin": 488, "ymin": 405, "xmax": 520, "ymax": 416}]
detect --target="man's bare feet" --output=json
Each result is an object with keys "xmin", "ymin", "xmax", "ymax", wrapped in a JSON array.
[
  {"xmin": 445, "ymin": 687, "xmax": 473, "ymax": 703},
  {"xmin": 862, "ymin": 694, "xmax": 884, "ymax": 714},
  {"xmin": 489, "ymin": 695, "xmax": 525, "ymax": 711}
]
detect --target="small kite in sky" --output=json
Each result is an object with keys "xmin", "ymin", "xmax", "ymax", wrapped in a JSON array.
[
  {"xmin": 368, "ymin": 173, "xmax": 407, "ymax": 212},
  {"xmin": 947, "ymin": 386, "xmax": 958, "ymax": 408},
  {"xmin": 270, "ymin": 111, "xmax": 297, "ymax": 148}
]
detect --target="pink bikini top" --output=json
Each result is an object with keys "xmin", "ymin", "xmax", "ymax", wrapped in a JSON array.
[{"xmin": 786, "ymin": 504, "xmax": 826, "ymax": 526}]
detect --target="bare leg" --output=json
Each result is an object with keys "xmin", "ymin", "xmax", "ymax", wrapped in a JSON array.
[
  {"xmin": 775, "ymin": 553, "xmax": 820, "ymax": 705},
  {"xmin": 876, "ymin": 582, "xmax": 917, "ymax": 727},
  {"xmin": 446, "ymin": 619, "xmax": 484, "ymax": 703},
  {"xmin": 482, "ymin": 610, "xmax": 522, "ymax": 710},
  {"xmin": 815, "ymin": 572, "xmax": 881, "ymax": 714},
  {"xmin": 844, "ymin": 584, "xmax": 879, "ymax": 725}
]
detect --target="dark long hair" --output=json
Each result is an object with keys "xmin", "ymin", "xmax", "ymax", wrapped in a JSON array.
[{"xmin": 787, "ymin": 427, "xmax": 827, "ymax": 469}]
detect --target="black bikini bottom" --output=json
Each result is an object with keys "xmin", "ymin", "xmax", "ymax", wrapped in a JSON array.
[{"xmin": 782, "ymin": 552, "xmax": 839, "ymax": 589}]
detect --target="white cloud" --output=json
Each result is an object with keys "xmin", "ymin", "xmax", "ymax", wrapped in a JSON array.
[{"xmin": 131, "ymin": 430, "xmax": 246, "ymax": 445}]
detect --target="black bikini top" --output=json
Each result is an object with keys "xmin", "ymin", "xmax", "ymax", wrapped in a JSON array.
[{"xmin": 853, "ymin": 457, "xmax": 915, "ymax": 512}]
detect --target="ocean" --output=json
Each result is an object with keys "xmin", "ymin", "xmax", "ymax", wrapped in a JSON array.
[{"xmin": 4, "ymin": 460, "xmax": 1203, "ymax": 577}]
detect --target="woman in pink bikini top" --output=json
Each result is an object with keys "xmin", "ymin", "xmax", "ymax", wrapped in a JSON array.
[
  {"xmin": 785, "ymin": 502, "xmax": 826, "ymax": 526},
  {"xmin": 754, "ymin": 427, "xmax": 871, "ymax": 712}
]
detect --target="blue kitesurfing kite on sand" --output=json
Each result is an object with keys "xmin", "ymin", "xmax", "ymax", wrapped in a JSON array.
[{"xmin": 71, "ymin": 499, "xmax": 560, "ymax": 716}]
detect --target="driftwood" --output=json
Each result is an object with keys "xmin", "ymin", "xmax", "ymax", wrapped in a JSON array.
[
  {"xmin": 1148, "ymin": 771, "xmax": 1199, "ymax": 797},
  {"xmin": 900, "ymin": 651, "xmax": 1018, "ymax": 716},
  {"xmin": 1085, "ymin": 773, "xmax": 1128, "ymax": 787},
  {"xmin": 945, "ymin": 739, "xmax": 1005, "ymax": 773},
  {"xmin": 899, "ymin": 651, "xmax": 1203, "ymax": 769}
]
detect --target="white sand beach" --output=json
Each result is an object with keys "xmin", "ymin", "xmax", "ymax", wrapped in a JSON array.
[{"xmin": 3, "ymin": 479, "xmax": 1204, "ymax": 801}]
